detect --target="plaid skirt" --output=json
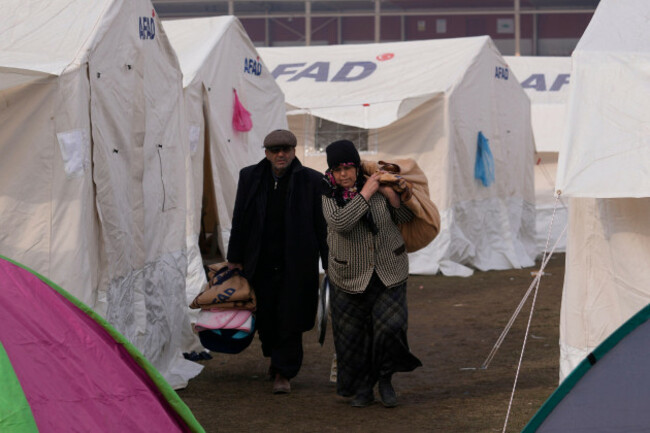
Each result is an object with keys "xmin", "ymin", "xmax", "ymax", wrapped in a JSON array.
[{"xmin": 330, "ymin": 273, "xmax": 422, "ymax": 397}]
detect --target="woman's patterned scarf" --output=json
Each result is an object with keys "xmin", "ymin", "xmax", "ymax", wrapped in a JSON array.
[{"xmin": 324, "ymin": 163, "xmax": 360, "ymax": 206}]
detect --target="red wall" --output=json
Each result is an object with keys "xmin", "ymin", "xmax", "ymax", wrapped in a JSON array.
[
  {"xmin": 241, "ymin": 11, "xmax": 592, "ymax": 46},
  {"xmin": 538, "ymin": 13, "xmax": 593, "ymax": 38}
]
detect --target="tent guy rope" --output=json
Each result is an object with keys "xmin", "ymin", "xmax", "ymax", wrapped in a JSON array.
[
  {"xmin": 479, "ymin": 217, "xmax": 567, "ymax": 370},
  {"xmin": 498, "ymin": 195, "xmax": 567, "ymax": 432},
  {"xmin": 536, "ymin": 156, "xmax": 568, "ymax": 210}
]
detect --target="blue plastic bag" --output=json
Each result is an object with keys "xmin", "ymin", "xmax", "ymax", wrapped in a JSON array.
[{"xmin": 475, "ymin": 131, "xmax": 495, "ymax": 187}]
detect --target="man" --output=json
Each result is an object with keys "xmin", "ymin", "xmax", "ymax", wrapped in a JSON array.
[{"xmin": 227, "ymin": 129, "xmax": 328, "ymax": 394}]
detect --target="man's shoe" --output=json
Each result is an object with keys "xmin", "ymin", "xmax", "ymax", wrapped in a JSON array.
[
  {"xmin": 378, "ymin": 377, "xmax": 398, "ymax": 408},
  {"xmin": 273, "ymin": 374, "xmax": 291, "ymax": 394},
  {"xmin": 350, "ymin": 389, "xmax": 375, "ymax": 408}
]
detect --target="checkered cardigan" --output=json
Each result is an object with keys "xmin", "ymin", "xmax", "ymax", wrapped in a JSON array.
[{"xmin": 322, "ymin": 193, "xmax": 414, "ymax": 294}]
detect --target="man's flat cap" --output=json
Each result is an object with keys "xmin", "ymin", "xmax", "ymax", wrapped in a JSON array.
[{"xmin": 263, "ymin": 129, "xmax": 297, "ymax": 148}]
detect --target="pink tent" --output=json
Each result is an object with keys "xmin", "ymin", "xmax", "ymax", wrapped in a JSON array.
[{"xmin": 0, "ymin": 256, "xmax": 204, "ymax": 432}]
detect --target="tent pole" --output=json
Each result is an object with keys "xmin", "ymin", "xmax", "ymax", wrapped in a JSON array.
[
  {"xmin": 375, "ymin": 0, "xmax": 381, "ymax": 43},
  {"xmin": 305, "ymin": 1, "xmax": 311, "ymax": 46},
  {"xmin": 532, "ymin": 12, "xmax": 538, "ymax": 55},
  {"xmin": 337, "ymin": 16, "xmax": 342, "ymax": 44},
  {"xmin": 514, "ymin": 0, "xmax": 521, "ymax": 55}
]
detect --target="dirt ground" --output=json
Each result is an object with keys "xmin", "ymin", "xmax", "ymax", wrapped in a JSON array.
[{"xmin": 177, "ymin": 253, "xmax": 565, "ymax": 433}]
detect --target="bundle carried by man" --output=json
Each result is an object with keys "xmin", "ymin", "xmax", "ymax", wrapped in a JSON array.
[
  {"xmin": 189, "ymin": 262, "xmax": 257, "ymax": 353},
  {"xmin": 190, "ymin": 262, "xmax": 256, "ymax": 311},
  {"xmin": 361, "ymin": 159, "xmax": 441, "ymax": 253}
]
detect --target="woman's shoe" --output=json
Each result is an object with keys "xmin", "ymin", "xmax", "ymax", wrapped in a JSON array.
[
  {"xmin": 378, "ymin": 377, "xmax": 397, "ymax": 408},
  {"xmin": 350, "ymin": 389, "xmax": 375, "ymax": 407}
]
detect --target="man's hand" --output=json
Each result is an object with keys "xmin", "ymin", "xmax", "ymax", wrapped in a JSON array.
[{"xmin": 227, "ymin": 262, "xmax": 243, "ymax": 271}]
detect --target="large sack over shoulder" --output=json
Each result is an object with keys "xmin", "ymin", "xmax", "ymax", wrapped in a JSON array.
[
  {"xmin": 362, "ymin": 159, "xmax": 441, "ymax": 253},
  {"xmin": 190, "ymin": 262, "xmax": 256, "ymax": 310}
]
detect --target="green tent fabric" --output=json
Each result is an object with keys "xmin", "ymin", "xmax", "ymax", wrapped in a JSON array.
[{"xmin": 0, "ymin": 342, "xmax": 38, "ymax": 433}]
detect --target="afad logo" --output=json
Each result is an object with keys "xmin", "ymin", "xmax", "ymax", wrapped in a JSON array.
[
  {"xmin": 270, "ymin": 52, "xmax": 394, "ymax": 83},
  {"xmin": 495, "ymin": 66, "xmax": 509, "ymax": 80},
  {"xmin": 244, "ymin": 56, "xmax": 263, "ymax": 76},
  {"xmin": 139, "ymin": 9, "xmax": 156, "ymax": 40},
  {"xmin": 520, "ymin": 73, "xmax": 570, "ymax": 92}
]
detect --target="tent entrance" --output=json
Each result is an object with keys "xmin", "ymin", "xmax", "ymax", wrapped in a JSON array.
[
  {"xmin": 305, "ymin": 115, "xmax": 378, "ymax": 156},
  {"xmin": 198, "ymin": 103, "xmax": 222, "ymax": 260}
]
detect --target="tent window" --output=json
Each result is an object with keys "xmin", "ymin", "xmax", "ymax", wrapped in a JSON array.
[
  {"xmin": 312, "ymin": 117, "xmax": 376, "ymax": 155},
  {"xmin": 56, "ymin": 129, "xmax": 90, "ymax": 178}
]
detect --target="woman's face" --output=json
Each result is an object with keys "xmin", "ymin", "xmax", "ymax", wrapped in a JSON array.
[{"xmin": 332, "ymin": 165, "xmax": 357, "ymax": 189}]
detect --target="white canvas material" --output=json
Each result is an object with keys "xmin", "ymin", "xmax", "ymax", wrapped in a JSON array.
[
  {"xmin": 164, "ymin": 16, "xmax": 287, "ymax": 313},
  {"xmin": 504, "ymin": 56, "xmax": 571, "ymax": 154},
  {"xmin": 560, "ymin": 197, "xmax": 650, "ymax": 380},
  {"xmin": 259, "ymin": 37, "xmax": 536, "ymax": 276},
  {"xmin": 555, "ymin": 0, "xmax": 650, "ymax": 198},
  {"xmin": 555, "ymin": 0, "xmax": 650, "ymax": 381},
  {"xmin": 0, "ymin": 0, "xmax": 202, "ymax": 389},
  {"xmin": 505, "ymin": 56, "xmax": 572, "ymax": 255}
]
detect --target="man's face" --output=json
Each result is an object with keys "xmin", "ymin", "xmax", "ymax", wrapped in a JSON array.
[{"xmin": 265, "ymin": 145, "xmax": 296, "ymax": 175}]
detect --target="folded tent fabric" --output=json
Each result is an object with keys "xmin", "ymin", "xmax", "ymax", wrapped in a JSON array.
[
  {"xmin": 197, "ymin": 298, "xmax": 257, "ymax": 310},
  {"xmin": 190, "ymin": 262, "xmax": 256, "ymax": 310},
  {"xmin": 190, "ymin": 262, "xmax": 258, "ymax": 354},
  {"xmin": 195, "ymin": 309, "xmax": 253, "ymax": 332}
]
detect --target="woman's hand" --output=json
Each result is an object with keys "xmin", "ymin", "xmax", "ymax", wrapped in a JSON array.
[
  {"xmin": 360, "ymin": 172, "xmax": 381, "ymax": 201},
  {"xmin": 379, "ymin": 184, "xmax": 401, "ymax": 208}
]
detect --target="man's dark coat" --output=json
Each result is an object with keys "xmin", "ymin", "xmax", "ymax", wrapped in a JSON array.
[{"xmin": 227, "ymin": 157, "xmax": 328, "ymax": 333}]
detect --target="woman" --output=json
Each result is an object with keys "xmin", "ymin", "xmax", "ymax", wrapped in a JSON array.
[{"xmin": 322, "ymin": 140, "xmax": 422, "ymax": 408}]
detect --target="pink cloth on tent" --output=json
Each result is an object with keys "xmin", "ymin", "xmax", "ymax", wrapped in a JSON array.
[
  {"xmin": 195, "ymin": 309, "xmax": 252, "ymax": 332},
  {"xmin": 0, "ymin": 258, "xmax": 192, "ymax": 432},
  {"xmin": 232, "ymin": 89, "xmax": 253, "ymax": 132}
]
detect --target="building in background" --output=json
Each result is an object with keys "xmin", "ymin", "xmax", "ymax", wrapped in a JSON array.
[{"xmin": 154, "ymin": 0, "xmax": 599, "ymax": 55}]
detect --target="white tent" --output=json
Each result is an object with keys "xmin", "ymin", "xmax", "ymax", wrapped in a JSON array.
[
  {"xmin": 259, "ymin": 37, "xmax": 536, "ymax": 276},
  {"xmin": 0, "ymin": 0, "xmax": 202, "ymax": 388},
  {"xmin": 164, "ymin": 16, "xmax": 287, "ymax": 309},
  {"xmin": 505, "ymin": 56, "xmax": 571, "ymax": 255},
  {"xmin": 555, "ymin": 0, "xmax": 650, "ymax": 380}
]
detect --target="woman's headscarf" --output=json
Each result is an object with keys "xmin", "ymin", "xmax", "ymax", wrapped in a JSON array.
[{"xmin": 323, "ymin": 140, "xmax": 377, "ymax": 234}]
